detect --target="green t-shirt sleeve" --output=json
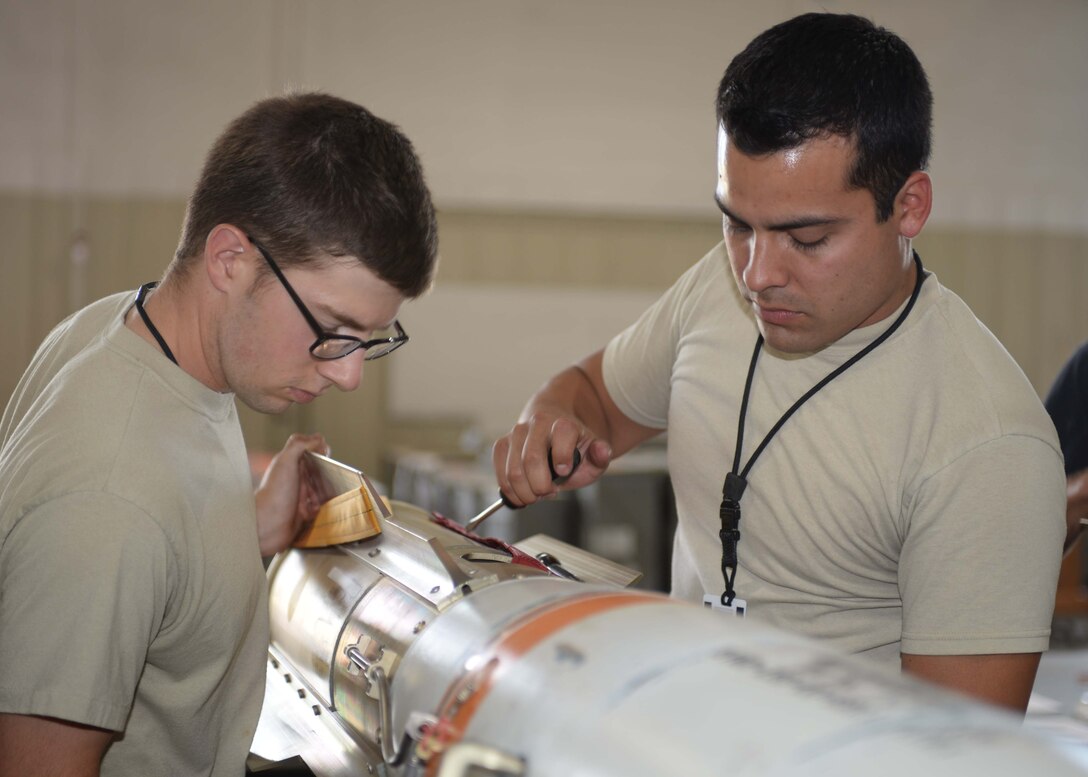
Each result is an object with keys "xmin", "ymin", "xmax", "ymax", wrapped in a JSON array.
[
  {"xmin": 899, "ymin": 434, "xmax": 1065, "ymax": 655},
  {"xmin": 0, "ymin": 491, "xmax": 174, "ymax": 730}
]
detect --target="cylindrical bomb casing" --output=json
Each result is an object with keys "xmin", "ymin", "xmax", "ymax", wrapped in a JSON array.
[
  {"xmin": 266, "ymin": 500, "xmax": 554, "ymax": 758},
  {"xmin": 264, "ymin": 500, "xmax": 1087, "ymax": 777},
  {"xmin": 397, "ymin": 578, "xmax": 1083, "ymax": 776},
  {"xmin": 266, "ymin": 547, "xmax": 387, "ymax": 708}
]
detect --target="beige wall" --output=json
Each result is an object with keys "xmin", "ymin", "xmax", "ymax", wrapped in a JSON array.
[
  {"xmin": 2, "ymin": 191, "xmax": 1085, "ymax": 476},
  {"xmin": 2, "ymin": 0, "xmax": 1086, "ymax": 475},
  {"xmin": 3, "ymin": 1, "xmax": 1087, "ymax": 231}
]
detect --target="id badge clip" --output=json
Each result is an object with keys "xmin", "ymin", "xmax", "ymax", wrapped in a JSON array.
[{"xmin": 703, "ymin": 593, "xmax": 747, "ymax": 617}]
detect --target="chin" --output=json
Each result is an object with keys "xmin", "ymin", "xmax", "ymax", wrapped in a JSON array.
[
  {"xmin": 760, "ymin": 328, "xmax": 809, "ymax": 355},
  {"xmin": 761, "ymin": 326, "xmax": 826, "ymax": 354},
  {"xmin": 236, "ymin": 392, "xmax": 292, "ymax": 416},
  {"xmin": 759, "ymin": 320, "xmax": 841, "ymax": 355}
]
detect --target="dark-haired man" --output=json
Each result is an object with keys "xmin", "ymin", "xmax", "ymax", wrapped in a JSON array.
[
  {"xmin": 0, "ymin": 93, "xmax": 437, "ymax": 775},
  {"xmin": 493, "ymin": 13, "xmax": 1064, "ymax": 713}
]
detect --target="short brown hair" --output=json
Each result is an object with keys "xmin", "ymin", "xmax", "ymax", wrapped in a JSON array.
[{"xmin": 173, "ymin": 92, "xmax": 438, "ymax": 297}]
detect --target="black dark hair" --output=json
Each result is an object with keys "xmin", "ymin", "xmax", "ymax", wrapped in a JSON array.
[
  {"xmin": 174, "ymin": 92, "xmax": 438, "ymax": 297},
  {"xmin": 716, "ymin": 13, "xmax": 932, "ymax": 222}
]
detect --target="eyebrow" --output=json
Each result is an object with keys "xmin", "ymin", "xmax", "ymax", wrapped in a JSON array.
[
  {"xmin": 714, "ymin": 194, "xmax": 846, "ymax": 232},
  {"xmin": 315, "ymin": 304, "xmax": 392, "ymax": 335}
]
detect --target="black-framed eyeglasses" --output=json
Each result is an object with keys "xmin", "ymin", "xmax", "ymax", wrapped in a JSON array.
[{"xmin": 249, "ymin": 237, "xmax": 408, "ymax": 361}]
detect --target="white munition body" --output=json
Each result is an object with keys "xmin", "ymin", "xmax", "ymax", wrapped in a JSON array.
[{"xmin": 256, "ymin": 500, "xmax": 1086, "ymax": 777}]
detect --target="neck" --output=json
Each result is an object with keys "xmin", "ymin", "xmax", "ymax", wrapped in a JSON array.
[
  {"xmin": 870, "ymin": 242, "xmax": 921, "ymax": 329},
  {"xmin": 125, "ymin": 277, "xmax": 224, "ymax": 392}
]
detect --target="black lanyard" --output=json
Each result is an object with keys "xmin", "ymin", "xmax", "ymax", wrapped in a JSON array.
[
  {"xmin": 134, "ymin": 282, "xmax": 179, "ymax": 366},
  {"xmin": 717, "ymin": 252, "xmax": 926, "ymax": 606}
]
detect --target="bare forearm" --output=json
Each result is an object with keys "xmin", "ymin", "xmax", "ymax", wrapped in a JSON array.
[
  {"xmin": 520, "ymin": 365, "xmax": 612, "ymax": 449},
  {"xmin": 0, "ymin": 714, "xmax": 113, "ymax": 777},
  {"xmin": 495, "ymin": 350, "xmax": 659, "ymax": 505},
  {"xmin": 255, "ymin": 487, "xmax": 296, "ymax": 557},
  {"xmin": 518, "ymin": 351, "xmax": 657, "ymax": 459},
  {"xmin": 901, "ymin": 653, "xmax": 1040, "ymax": 714}
]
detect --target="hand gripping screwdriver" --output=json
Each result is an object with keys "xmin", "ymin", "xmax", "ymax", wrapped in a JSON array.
[{"xmin": 465, "ymin": 448, "xmax": 582, "ymax": 532}]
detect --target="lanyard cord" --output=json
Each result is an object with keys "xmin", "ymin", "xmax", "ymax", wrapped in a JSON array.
[
  {"xmin": 718, "ymin": 251, "xmax": 926, "ymax": 606},
  {"xmin": 134, "ymin": 282, "xmax": 179, "ymax": 366}
]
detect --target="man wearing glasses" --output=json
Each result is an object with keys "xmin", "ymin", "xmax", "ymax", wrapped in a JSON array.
[{"xmin": 0, "ymin": 93, "xmax": 437, "ymax": 776}]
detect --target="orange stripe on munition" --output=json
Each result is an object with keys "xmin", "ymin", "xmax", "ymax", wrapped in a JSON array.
[{"xmin": 423, "ymin": 591, "xmax": 666, "ymax": 770}]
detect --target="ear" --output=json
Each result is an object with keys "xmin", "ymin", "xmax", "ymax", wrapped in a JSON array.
[
  {"xmin": 203, "ymin": 225, "xmax": 252, "ymax": 293},
  {"xmin": 893, "ymin": 171, "xmax": 932, "ymax": 239}
]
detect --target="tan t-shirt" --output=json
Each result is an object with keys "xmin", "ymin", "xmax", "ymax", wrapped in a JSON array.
[
  {"xmin": 604, "ymin": 243, "xmax": 1065, "ymax": 669},
  {"xmin": 0, "ymin": 292, "xmax": 269, "ymax": 776}
]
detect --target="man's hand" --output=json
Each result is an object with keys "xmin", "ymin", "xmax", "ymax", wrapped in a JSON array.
[
  {"xmin": 492, "ymin": 413, "xmax": 613, "ymax": 507},
  {"xmin": 491, "ymin": 352, "xmax": 660, "ymax": 509},
  {"xmin": 254, "ymin": 433, "xmax": 330, "ymax": 556}
]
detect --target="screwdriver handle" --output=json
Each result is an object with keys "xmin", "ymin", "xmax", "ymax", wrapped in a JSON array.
[
  {"xmin": 500, "ymin": 447, "xmax": 582, "ymax": 510},
  {"xmin": 465, "ymin": 448, "xmax": 583, "ymax": 532}
]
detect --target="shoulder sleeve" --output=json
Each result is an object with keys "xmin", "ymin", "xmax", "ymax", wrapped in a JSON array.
[
  {"xmin": 603, "ymin": 245, "xmax": 726, "ymax": 428},
  {"xmin": 898, "ymin": 435, "xmax": 1066, "ymax": 656},
  {"xmin": 1045, "ymin": 341, "xmax": 1088, "ymax": 474},
  {"xmin": 0, "ymin": 492, "xmax": 175, "ymax": 730}
]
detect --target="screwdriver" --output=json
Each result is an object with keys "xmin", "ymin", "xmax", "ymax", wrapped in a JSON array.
[{"xmin": 465, "ymin": 448, "xmax": 582, "ymax": 532}]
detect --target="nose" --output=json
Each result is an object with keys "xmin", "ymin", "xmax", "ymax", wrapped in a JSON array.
[
  {"xmin": 316, "ymin": 349, "xmax": 366, "ymax": 393},
  {"xmin": 742, "ymin": 233, "xmax": 789, "ymax": 295}
]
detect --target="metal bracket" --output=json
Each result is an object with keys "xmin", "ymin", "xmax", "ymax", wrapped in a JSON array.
[
  {"xmin": 435, "ymin": 742, "xmax": 525, "ymax": 777},
  {"xmin": 345, "ymin": 644, "xmax": 400, "ymax": 764}
]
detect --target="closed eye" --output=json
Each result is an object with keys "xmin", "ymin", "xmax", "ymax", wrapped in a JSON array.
[
  {"xmin": 790, "ymin": 234, "xmax": 829, "ymax": 252},
  {"xmin": 723, "ymin": 217, "xmax": 751, "ymax": 236}
]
